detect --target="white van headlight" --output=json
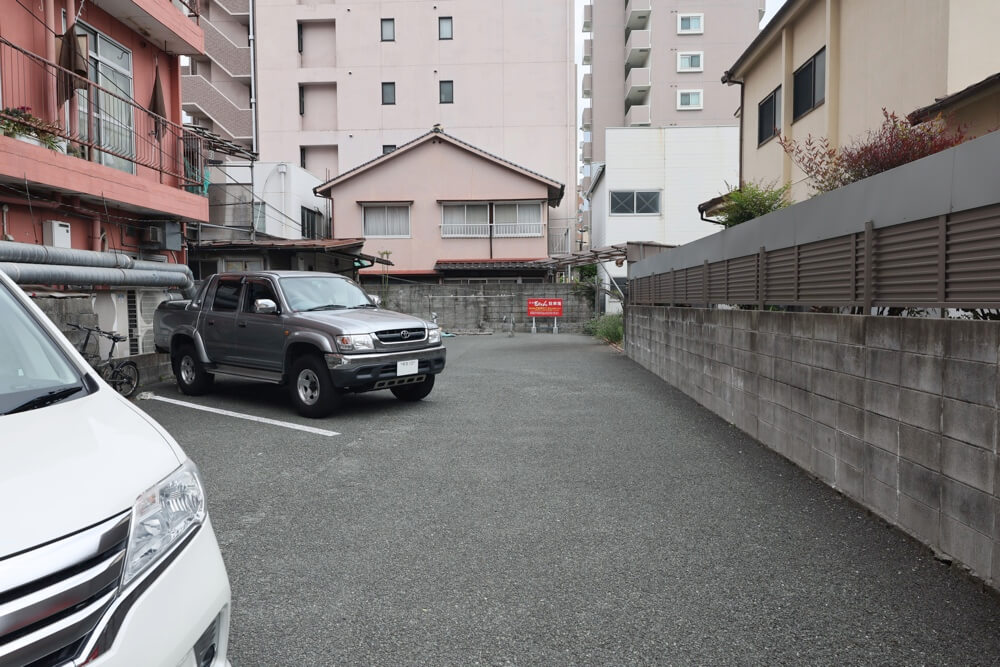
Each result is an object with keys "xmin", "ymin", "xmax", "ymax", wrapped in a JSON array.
[{"xmin": 123, "ymin": 459, "xmax": 206, "ymax": 587}]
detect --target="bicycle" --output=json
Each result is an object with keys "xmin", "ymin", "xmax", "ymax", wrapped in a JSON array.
[{"xmin": 67, "ymin": 323, "xmax": 141, "ymax": 398}]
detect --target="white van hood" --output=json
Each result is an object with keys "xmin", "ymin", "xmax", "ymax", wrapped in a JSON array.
[{"xmin": 0, "ymin": 387, "xmax": 183, "ymax": 557}]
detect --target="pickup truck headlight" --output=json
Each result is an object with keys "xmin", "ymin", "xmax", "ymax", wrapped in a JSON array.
[
  {"xmin": 428, "ymin": 327, "xmax": 441, "ymax": 344},
  {"xmin": 335, "ymin": 334, "xmax": 375, "ymax": 352},
  {"xmin": 123, "ymin": 459, "xmax": 206, "ymax": 587}
]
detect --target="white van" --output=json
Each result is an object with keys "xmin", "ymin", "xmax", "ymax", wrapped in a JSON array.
[{"xmin": 0, "ymin": 270, "xmax": 232, "ymax": 667}]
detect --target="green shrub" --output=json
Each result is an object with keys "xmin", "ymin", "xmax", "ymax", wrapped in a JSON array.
[
  {"xmin": 716, "ymin": 180, "xmax": 790, "ymax": 227},
  {"xmin": 587, "ymin": 313, "xmax": 623, "ymax": 344}
]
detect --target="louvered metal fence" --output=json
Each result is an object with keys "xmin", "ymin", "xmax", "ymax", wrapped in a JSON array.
[{"xmin": 629, "ymin": 131, "xmax": 1000, "ymax": 311}]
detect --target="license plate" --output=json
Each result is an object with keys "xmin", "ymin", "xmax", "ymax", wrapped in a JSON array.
[{"xmin": 397, "ymin": 359, "xmax": 418, "ymax": 376}]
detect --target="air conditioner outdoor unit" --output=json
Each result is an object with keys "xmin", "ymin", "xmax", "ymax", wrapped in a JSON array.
[
  {"xmin": 42, "ymin": 220, "xmax": 72, "ymax": 248},
  {"xmin": 144, "ymin": 226, "xmax": 164, "ymax": 246}
]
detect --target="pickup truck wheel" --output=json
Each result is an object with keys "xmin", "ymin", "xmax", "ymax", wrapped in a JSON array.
[
  {"xmin": 173, "ymin": 344, "xmax": 213, "ymax": 396},
  {"xmin": 390, "ymin": 374, "xmax": 435, "ymax": 402},
  {"xmin": 290, "ymin": 355, "xmax": 341, "ymax": 418}
]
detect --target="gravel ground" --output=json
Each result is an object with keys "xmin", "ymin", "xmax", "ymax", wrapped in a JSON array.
[{"xmin": 139, "ymin": 334, "xmax": 1000, "ymax": 666}]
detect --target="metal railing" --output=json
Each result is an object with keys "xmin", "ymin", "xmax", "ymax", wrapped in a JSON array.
[
  {"xmin": 0, "ymin": 37, "xmax": 205, "ymax": 192},
  {"xmin": 441, "ymin": 223, "xmax": 489, "ymax": 238},
  {"xmin": 495, "ymin": 222, "xmax": 544, "ymax": 237}
]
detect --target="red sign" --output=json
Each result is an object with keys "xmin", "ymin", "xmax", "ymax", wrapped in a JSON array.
[{"xmin": 527, "ymin": 298, "xmax": 563, "ymax": 317}]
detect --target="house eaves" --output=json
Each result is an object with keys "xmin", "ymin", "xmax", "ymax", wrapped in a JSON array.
[
  {"xmin": 313, "ymin": 127, "xmax": 566, "ymax": 206},
  {"xmin": 907, "ymin": 71, "xmax": 1000, "ymax": 125},
  {"xmin": 722, "ymin": 0, "xmax": 813, "ymax": 85}
]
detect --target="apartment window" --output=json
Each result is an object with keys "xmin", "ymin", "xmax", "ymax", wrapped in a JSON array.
[
  {"xmin": 297, "ymin": 22, "xmax": 303, "ymax": 53},
  {"xmin": 440, "ymin": 202, "xmax": 543, "ymax": 238},
  {"xmin": 299, "ymin": 147, "xmax": 306, "ymax": 169},
  {"xmin": 382, "ymin": 82, "xmax": 396, "ymax": 105},
  {"xmin": 677, "ymin": 13, "xmax": 703, "ymax": 34},
  {"xmin": 381, "ymin": 18, "xmax": 395, "ymax": 42},
  {"xmin": 793, "ymin": 47, "xmax": 826, "ymax": 121},
  {"xmin": 439, "ymin": 80, "xmax": 454, "ymax": 104},
  {"xmin": 441, "ymin": 204, "xmax": 489, "ymax": 237},
  {"xmin": 439, "ymin": 16, "xmax": 453, "ymax": 40},
  {"xmin": 363, "ymin": 204, "xmax": 410, "ymax": 237},
  {"xmin": 758, "ymin": 86, "xmax": 781, "ymax": 145},
  {"xmin": 301, "ymin": 207, "xmax": 322, "ymax": 239},
  {"xmin": 298, "ymin": 85, "xmax": 305, "ymax": 115},
  {"xmin": 382, "ymin": 144, "xmax": 397, "ymax": 154},
  {"xmin": 494, "ymin": 203, "xmax": 542, "ymax": 237},
  {"xmin": 677, "ymin": 89, "xmax": 703, "ymax": 110},
  {"xmin": 677, "ymin": 51, "xmax": 703, "ymax": 72},
  {"xmin": 610, "ymin": 191, "xmax": 660, "ymax": 215},
  {"xmin": 77, "ymin": 22, "xmax": 135, "ymax": 174}
]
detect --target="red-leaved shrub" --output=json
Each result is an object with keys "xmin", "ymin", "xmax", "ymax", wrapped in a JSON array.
[{"xmin": 778, "ymin": 109, "xmax": 968, "ymax": 195}]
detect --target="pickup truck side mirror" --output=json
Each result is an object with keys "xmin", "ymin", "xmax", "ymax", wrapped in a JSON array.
[{"xmin": 254, "ymin": 298, "xmax": 279, "ymax": 315}]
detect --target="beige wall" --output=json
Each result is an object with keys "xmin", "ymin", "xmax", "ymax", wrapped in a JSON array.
[
  {"xmin": 255, "ymin": 0, "xmax": 576, "ymax": 252},
  {"xmin": 734, "ymin": 0, "xmax": 999, "ymax": 200},
  {"xmin": 324, "ymin": 139, "xmax": 551, "ymax": 272}
]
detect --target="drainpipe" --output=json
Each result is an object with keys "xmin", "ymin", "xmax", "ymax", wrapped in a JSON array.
[
  {"xmin": 721, "ymin": 69, "xmax": 745, "ymax": 188},
  {"xmin": 248, "ymin": 0, "xmax": 259, "ymax": 155},
  {"xmin": 1, "ymin": 205, "xmax": 10, "ymax": 241},
  {"xmin": 91, "ymin": 216, "xmax": 101, "ymax": 252}
]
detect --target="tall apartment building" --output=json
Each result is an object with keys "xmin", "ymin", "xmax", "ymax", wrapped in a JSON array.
[
  {"xmin": 253, "ymin": 0, "xmax": 578, "ymax": 258},
  {"xmin": 581, "ymin": 0, "xmax": 761, "ymax": 310}
]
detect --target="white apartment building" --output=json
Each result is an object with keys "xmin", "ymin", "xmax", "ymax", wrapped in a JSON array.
[
  {"xmin": 581, "ymin": 0, "xmax": 762, "ymax": 310},
  {"xmin": 254, "ymin": 0, "xmax": 578, "ymax": 255}
]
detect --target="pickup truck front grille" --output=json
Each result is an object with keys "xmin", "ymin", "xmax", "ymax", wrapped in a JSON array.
[
  {"xmin": 374, "ymin": 328, "xmax": 427, "ymax": 344},
  {"xmin": 0, "ymin": 512, "xmax": 129, "ymax": 667}
]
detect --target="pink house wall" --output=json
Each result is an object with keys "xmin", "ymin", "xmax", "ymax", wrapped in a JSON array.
[{"xmin": 325, "ymin": 138, "xmax": 553, "ymax": 274}]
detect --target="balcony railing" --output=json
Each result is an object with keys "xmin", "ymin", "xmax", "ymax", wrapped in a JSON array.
[
  {"xmin": 0, "ymin": 38, "xmax": 205, "ymax": 192},
  {"xmin": 440, "ymin": 222, "xmax": 543, "ymax": 238},
  {"xmin": 441, "ymin": 223, "xmax": 489, "ymax": 238}
]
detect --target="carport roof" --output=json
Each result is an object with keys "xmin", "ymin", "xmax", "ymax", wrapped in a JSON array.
[{"xmin": 190, "ymin": 237, "xmax": 392, "ymax": 265}]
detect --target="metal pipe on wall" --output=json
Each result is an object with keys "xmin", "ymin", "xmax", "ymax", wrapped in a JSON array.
[{"xmin": 0, "ymin": 263, "xmax": 192, "ymax": 291}]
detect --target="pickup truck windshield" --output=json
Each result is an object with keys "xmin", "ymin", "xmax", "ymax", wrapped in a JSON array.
[
  {"xmin": 0, "ymin": 282, "xmax": 85, "ymax": 415},
  {"xmin": 280, "ymin": 275, "xmax": 373, "ymax": 312}
]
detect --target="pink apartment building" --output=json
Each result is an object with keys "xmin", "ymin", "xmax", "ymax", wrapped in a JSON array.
[
  {"xmin": 0, "ymin": 0, "xmax": 208, "ymax": 352},
  {"xmin": 1, "ymin": 0, "xmax": 207, "ymax": 257},
  {"xmin": 253, "ymin": 0, "xmax": 578, "ymax": 275}
]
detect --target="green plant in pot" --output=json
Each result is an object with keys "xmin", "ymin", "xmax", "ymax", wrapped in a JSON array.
[{"xmin": 1, "ymin": 106, "xmax": 62, "ymax": 149}]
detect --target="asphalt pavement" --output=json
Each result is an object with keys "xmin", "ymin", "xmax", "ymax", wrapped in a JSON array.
[{"xmin": 139, "ymin": 334, "xmax": 1000, "ymax": 665}]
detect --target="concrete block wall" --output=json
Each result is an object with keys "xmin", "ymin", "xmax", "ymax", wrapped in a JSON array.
[
  {"xmin": 627, "ymin": 306, "xmax": 1000, "ymax": 590},
  {"xmin": 376, "ymin": 284, "xmax": 595, "ymax": 334}
]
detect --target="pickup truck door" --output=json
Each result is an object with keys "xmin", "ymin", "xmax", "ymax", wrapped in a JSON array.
[
  {"xmin": 232, "ymin": 278, "xmax": 287, "ymax": 371},
  {"xmin": 202, "ymin": 277, "xmax": 243, "ymax": 364}
]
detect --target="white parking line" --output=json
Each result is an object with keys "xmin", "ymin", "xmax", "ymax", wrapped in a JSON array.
[{"xmin": 139, "ymin": 394, "xmax": 340, "ymax": 437}]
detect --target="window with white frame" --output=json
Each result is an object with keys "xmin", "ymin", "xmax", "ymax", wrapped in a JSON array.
[
  {"xmin": 677, "ymin": 13, "xmax": 703, "ymax": 34},
  {"xmin": 677, "ymin": 51, "xmax": 703, "ymax": 72},
  {"xmin": 440, "ymin": 202, "xmax": 543, "ymax": 238},
  {"xmin": 363, "ymin": 204, "xmax": 410, "ymax": 237},
  {"xmin": 441, "ymin": 203, "xmax": 489, "ymax": 237},
  {"xmin": 494, "ymin": 203, "xmax": 542, "ymax": 237},
  {"xmin": 677, "ymin": 89, "xmax": 703, "ymax": 110},
  {"xmin": 610, "ymin": 191, "xmax": 660, "ymax": 215}
]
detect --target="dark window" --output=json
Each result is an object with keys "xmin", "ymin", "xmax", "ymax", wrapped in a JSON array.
[
  {"xmin": 610, "ymin": 191, "xmax": 660, "ymax": 215},
  {"xmin": 244, "ymin": 281, "xmax": 278, "ymax": 312},
  {"xmin": 439, "ymin": 16, "xmax": 453, "ymax": 39},
  {"xmin": 301, "ymin": 207, "xmax": 322, "ymax": 239},
  {"xmin": 300, "ymin": 146, "xmax": 307, "ymax": 169},
  {"xmin": 297, "ymin": 22, "xmax": 303, "ymax": 53},
  {"xmin": 381, "ymin": 18, "xmax": 394, "ymax": 41},
  {"xmin": 212, "ymin": 279, "xmax": 242, "ymax": 312},
  {"xmin": 793, "ymin": 47, "xmax": 825, "ymax": 121},
  {"xmin": 298, "ymin": 85, "xmax": 304, "ymax": 115},
  {"xmin": 758, "ymin": 85, "xmax": 781, "ymax": 145},
  {"xmin": 439, "ymin": 80, "xmax": 453, "ymax": 104},
  {"xmin": 382, "ymin": 82, "xmax": 395, "ymax": 105},
  {"xmin": 382, "ymin": 144, "xmax": 396, "ymax": 154}
]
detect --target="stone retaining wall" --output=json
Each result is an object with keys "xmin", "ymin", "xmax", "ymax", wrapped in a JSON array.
[{"xmin": 627, "ymin": 306, "xmax": 1000, "ymax": 590}]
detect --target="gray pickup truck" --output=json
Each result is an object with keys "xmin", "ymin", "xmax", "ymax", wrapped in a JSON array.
[{"xmin": 154, "ymin": 271, "xmax": 445, "ymax": 417}]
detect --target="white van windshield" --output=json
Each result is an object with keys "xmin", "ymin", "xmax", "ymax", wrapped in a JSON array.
[{"xmin": 0, "ymin": 282, "xmax": 85, "ymax": 415}]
